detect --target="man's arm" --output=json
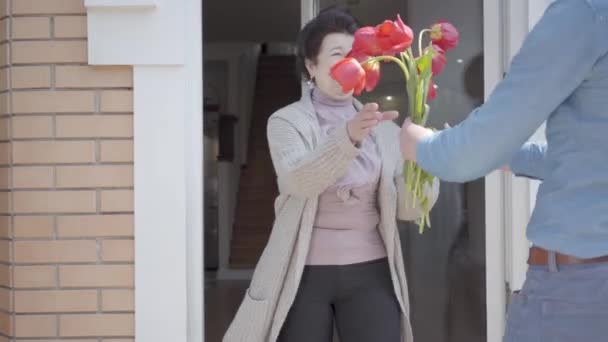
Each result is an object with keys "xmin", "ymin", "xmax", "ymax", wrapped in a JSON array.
[
  {"xmin": 508, "ymin": 142, "xmax": 547, "ymax": 180},
  {"xmin": 415, "ymin": 1, "xmax": 606, "ymax": 182}
]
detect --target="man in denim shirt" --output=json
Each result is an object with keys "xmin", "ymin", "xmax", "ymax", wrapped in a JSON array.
[{"xmin": 400, "ymin": 0, "xmax": 608, "ymax": 341}]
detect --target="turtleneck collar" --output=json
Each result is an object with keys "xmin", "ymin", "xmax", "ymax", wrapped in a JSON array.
[{"xmin": 312, "ymin": 87, "xmax": 352, "ymax": 108}]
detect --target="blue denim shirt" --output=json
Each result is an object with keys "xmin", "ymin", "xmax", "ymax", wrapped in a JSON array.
[{"xmin": 416, "ymin": 0, "xmax": 608, "ymax": 258}]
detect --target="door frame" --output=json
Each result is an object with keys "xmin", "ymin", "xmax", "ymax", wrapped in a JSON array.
[
  {"xmin": 488, "ymin": 1, "xmax": 553, "ymax": 341},
  {"xmin": 483, "ymin": 1, "xmax": 507, "ymax": 340}
]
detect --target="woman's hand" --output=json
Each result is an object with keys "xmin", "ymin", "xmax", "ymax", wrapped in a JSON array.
[{"xmin": 347, "ymin": 103, "xmax": 398, "ymax": 144}]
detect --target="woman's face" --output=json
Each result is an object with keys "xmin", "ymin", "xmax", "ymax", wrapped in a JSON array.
[{"xmin": 306, "ymin": 32, "xmax": 355, "ymax": 101}]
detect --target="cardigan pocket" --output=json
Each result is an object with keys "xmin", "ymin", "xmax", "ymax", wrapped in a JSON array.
[{"xmin": 223, "ymin": 289, "xmax": 271, "ymax": 342}]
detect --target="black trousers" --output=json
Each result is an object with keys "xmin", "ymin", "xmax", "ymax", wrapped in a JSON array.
[{"xmin": 278, "ymin": 258, "xmax": 401, "ymax": 342}]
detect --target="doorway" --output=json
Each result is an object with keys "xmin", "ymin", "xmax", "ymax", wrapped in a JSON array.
[
  {"xmin": 202, "ymin": 0, "xmax": 302, "ymax": 340},
  {"xmin": 200, "ymin": 0, "xmax": 506, "ymax": 341}
]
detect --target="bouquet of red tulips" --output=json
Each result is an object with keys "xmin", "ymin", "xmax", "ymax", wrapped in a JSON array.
[{"xmin": 330, "ymin": 15, "xmax": 459, "ymax": 233}]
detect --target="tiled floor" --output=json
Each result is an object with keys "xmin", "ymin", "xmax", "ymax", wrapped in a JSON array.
[{"xmin": 205, "ymin": 274, "xmax": 249, "ymax": 342}]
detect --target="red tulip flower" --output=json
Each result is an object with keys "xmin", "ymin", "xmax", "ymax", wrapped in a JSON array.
[
  {"xmin": 428, "ymin": 79, "xmax": 437, "ymax": 101},
  {"xmin": 376, "ymin": 14, "xmax": 414, "ymax": 55},
  {"xmin": 362, "ymin": 60, "xmax": 380, "ymax": 92},
  {"xmin": 352, "ymin": 27, "xmax": 384, "ymax": 56},
  {"xmin": 330, "ymin": 57, "xmax": 366, "ymax": 95},
  {"xmin": 345, "ymin": 50, "xmax": 381, "ymax": 92},
  {"xmin": 430, "ymin": 21, "xmax": 459, "ymax": 51},
  {"xmin": 431, "ymin": 45, "xmax": 446, "ymax": 76},
  {"xmin": 347, "ymin": 49, "xmax": 369, "ymax": 63}
]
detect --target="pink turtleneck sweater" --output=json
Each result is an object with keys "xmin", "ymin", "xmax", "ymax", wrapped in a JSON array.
[{"xmin": 305, "ymin": 89, "xmax": 387, "ymax": 265}]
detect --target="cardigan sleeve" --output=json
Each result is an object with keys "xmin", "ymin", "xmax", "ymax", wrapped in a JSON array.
[{"xmin": 267, "ymin": 115, "xmax": 360, "ymax": 198}]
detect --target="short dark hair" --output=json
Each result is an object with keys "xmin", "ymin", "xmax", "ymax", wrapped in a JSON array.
[{"xmin": 296, "ymin": 6, "xmax": 359, "ymax": 81}]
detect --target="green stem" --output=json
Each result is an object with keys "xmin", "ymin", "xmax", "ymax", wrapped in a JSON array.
[
  {"xmin": 415, "ymin": 81, "xmax": 425, "ymax": 120},
  {"xmin": 407, "ymin": 47, "xmax": 415, "ymax": 62},
  {"xmin": 364, "ymin": 55, "xmax": 410, "ymax": 81},
  {"xmin": 405, "ymin": 161, "xmax": 414, "ymax": 200},
  {"xmin": 418, "ymin": 29, "xmax": 431, "ymax": 58},
  {"xmin": 416, "ymin": 167, "xmax": 422, "ymax": 192},
  {"xmin": 400, "ymin": 51, "xmax": 412, "ymax": 67}
]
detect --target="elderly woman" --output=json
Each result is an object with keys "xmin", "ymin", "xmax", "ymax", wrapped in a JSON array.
[{"xmin": 224, "ymin": 7, "xmax": 439, "ymax": 342}]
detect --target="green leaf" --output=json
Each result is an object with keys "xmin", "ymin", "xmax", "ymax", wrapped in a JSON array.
[{"xmin": 416, "ymin": 50, "xmax": 433, "ymax": 75}]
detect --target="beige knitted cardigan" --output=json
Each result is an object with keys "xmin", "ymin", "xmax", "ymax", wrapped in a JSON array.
[{"xmin": 223, "ymin": 90, "xmax": 440, "ymax": 342}]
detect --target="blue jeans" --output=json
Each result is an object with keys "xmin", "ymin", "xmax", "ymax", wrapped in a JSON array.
[{"xmin": 503, "ymin": 258, "xmax": 608, "ymax": 342}]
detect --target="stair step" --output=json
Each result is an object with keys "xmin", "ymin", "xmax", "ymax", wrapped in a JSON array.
[
  {"xmin": 232, "ymin": 225, "xmax": 273, "ymax": 232},
  {"xmin": 228, "ymin": 56, "xmax": 301, "ymax": 269},
  {"xmin": 232, "ymin": 222, "xmax": 274, "ymax": 231},
  {"xmin": 232, "ymin": 229, "xmax": 272, "ymax": 237},
  {"xmin": 232, "ymin": 215, "xmax": 274, "ymax": 223},
  {"xmin": 239, "ymin": 159, "xmax": 274, "ymax": 166},
  {"xmin": 232, "ymin": 233, "xmax": 270, "ymax": 240},
  {"xmin": 239, "ymin": 168, "xmax": 275, "ymax": 176},
  {"xmin": 232, "ymin": 239, "xmax": 270, "ymax": 249},
  {"xmin": 230, "ymin": 247, "xmax": 265, "ymax": 256},
  {"xmin": 230, "ymin": 257, "xmax": 263, "ymax": 265},
  {"xmin": 231, "ymin": 244, "xmax": 270, "ymax": 252},
  {"xmin": 234, "ymin": 208, "xmax": 274, "ymax": 215},
  {"xmin": 238, "ymin": 180, "xmax": 277, "ymax": 187},
  {"xmin": 232, "ymin": 209, "xmax": 274, "ymax": 217},
  {"xmin": 235, "ymin": 199, "xmax": 276, "ymax": 206},
  {"xmin": 229, "ymin": 260, "xmax": 260, "ymax": 269},
  {"xmin": 232, "ymin": 232, "xmax": 272, "ymax": 240},
  {"xmin": 232, "ymin": 204, "xmax": 274, "ymax": 212},
  {"xmin": 231, "ymin": 246, "xmax": 266, "ymax": 255},
  {"xmin": 235, "ymin": 202, "xmax": 275, "ymax": 208},
  {"xmin": 230, "ymin": 251, "xmax": 265, "ymax": 260},
  {"xmin": 232, "ymin": 227, "xmax": 273, "ymax": 233},
  {"xmin": 235, "ymin": 193, "xmax": 277, "ymax": 200}
]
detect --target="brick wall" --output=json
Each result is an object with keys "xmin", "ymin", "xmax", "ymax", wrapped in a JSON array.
[{"xmin": 0, "ymin": 0, "xmax": 135, "ymax": 340}]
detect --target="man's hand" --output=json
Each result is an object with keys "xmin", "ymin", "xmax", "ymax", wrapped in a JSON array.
[{"xmin": 400, "ymin": 118, "xmax": 434, "ymax": 161}]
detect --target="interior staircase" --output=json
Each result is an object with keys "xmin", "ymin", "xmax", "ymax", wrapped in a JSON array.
[{"xmin": 229, "ymin": 55, "xmax": 301, "ymax": 269}]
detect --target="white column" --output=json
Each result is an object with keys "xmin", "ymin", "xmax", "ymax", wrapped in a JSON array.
[
  {"xmin": 184, "ymin": 0, "xmax": 204, "ymax": 340},
  {"xmin": 502, "ymin": 0, "xmax": 532, "ymax": 294},
  {"xmin": 85, "ymin": 0, "xmax": 203, "ymax": 341},
  {"xmin": 483, "ymin": 1, "xmax": 507, "ymax": 340}
]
